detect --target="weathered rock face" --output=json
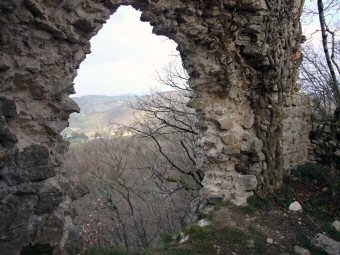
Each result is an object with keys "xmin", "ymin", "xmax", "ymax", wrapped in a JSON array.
[
  {"xmin": 0, "ymin": 0, "xmax": 307, "ymax": 253},
  {"xmin": 310, "ymin": 117, "xmax": 340, "ymax": 169},
  {"xmin": 283, "ymin": 93, "xmax": 312, "ymax": 171}
]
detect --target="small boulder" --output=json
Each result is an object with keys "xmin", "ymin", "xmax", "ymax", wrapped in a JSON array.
[
  {"xmin": 247, "ymin": 239, "xmax": 255, "ymax": 248},
  {"xmin": 179, "ymin": 235, "xmax": 189, "ymax": 244},
  {"xmin": 312, "ymin": 233, "xmax": 340, "ymax": 255},
  {"xmin": 266, "ymin": 238, "xmax": 274, "ymax": 244},
  {"xmin": 294, "ymin": 246, "xmax": 310, "ymax": 255},
  {"xmin": 197, "ymin": 219, "xmax": 210, "ymax": 227},
  {"xmin": 332, "ymin": 220, "xmax": 340, "ymax": 233},
  {"xmin": 289, "ymin": 201, "xmax": 302, "ymax": 212},
  {"xmin": 235, "ymin": 175, "xmax": 258, "ymax": 191},
  {"xmin": 218, "ymin": 118, "xmax": 235, "ymax": 131}
]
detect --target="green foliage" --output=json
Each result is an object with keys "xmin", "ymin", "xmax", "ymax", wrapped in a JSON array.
[
  {"xmin": 294, "ymin": 230, "xmax": 328, "ymax": 255},
  {"xmin": 20, "ymin": 243, "xmax": 53, "ymax": 255},
  {"xmin": 161, "ymin": 232, "xmax": 175, "ymax": 244},
  {"xmin": 62, "ymin": 95, "xmax": 135, "ymax": 141},
  {"xmin": 290, "ymin": 164, "xmax": 340, "ymax": 218},
  {"xmin": 197, "ymin": 212, "xmax": 208, "ymax": 220},
  {"xmin": 246, "ymin": 162, "xmax": 340, "ymax": 219},
  {"xmin": 165, "ymin": 176, "xmax": 178, "ymax": 183},
  {"xmin": 234, "ymin": 163, "xmax": 335, "ymax": 219},
  {"xmin": 161, "ymin": 224, "xmax": 266, "ymax": 255},
  {"xmin": 324, "ymin": 223, "xmax": 340, "ymax": 242},
  {"xmin": 292, "ymin": 164, "xmax": 328, "ymax": 182},
  {"xmin": 178, "ymin": 178, "xmax": 191, "ymax": 191},
  {"xmin": 165, "ymin": 176, "xmax": 193, "ymax": 191},
  {"xmin": 247, "ymin": 226, "xmax": 266, "ymax": 253},
  {"xmin": 310, "ymin": 98, "xmax": 335, "ymax": 122},
  {"xmin": 65, "ymin": 132, "xmax": 89, "ymax": 144},
  {"xmin": 83, "ymin": 246, "xmax": 147, "ymax": 255},
  {"xmin": 83, "ymin": 246, "xmax": 115, "ymax": 255},
  {"xmin": 247, "ymin": 195, "xmax": 273, "ymax": 211},
  {"xmin": 208, "ymin": 197, "xmax": 229, "ymax": 209},
  {"xmin": 228, "ymin": 203, "xmax": 256, "ymax": 215}
]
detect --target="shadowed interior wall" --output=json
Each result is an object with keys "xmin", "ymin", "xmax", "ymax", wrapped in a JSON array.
[{"xmin": 0, "ymin": 0, "xmax": 307, "ymax": 253}]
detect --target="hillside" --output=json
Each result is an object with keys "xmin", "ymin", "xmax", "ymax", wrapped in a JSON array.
[{"xmin": 62, "ymin": 95, "xmax": 137, "ymax": 142}]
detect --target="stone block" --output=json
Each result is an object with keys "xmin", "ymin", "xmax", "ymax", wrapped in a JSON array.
[
  {"xmin": 24, "ymin": 0, "xmax": 45, "ymax": 18},
  {"xmin": 0, "ymin": 119, "xmax": 18, "ymax": 149},
  {"xmin": 16, "ymin": 145, "xmax": 50, "ymax": 168},
  {"xmin": 0, "ymin": 148, "xmax": 6, "ymax": 168},
  {"xmin": 0, "ymin": 97, "xmax": 16, "ymax": 118},
  {"xmin": 0, "ymin": 0, "xmax": 17, "ymax": 13},
  {"xmin": 35, "ymin": 185, "xmax": 63, "ymax": 214},
  {"xmin": 312, "ymin": 233, "xmax": 340, "ymax": 255},
  {"xmin": 0, "ymin": 55, "xmax": 11, "ymax": 71},
  {"xmin": 218, "ymin": 118, "xmax": 235, "ymax": 131},
  {"xmin": 224, "ymin": 143, "xmax": 241, "ymax": 154},
  {"xmin": 222, "ymin": 133, "xmax": 237, "ymax": 145},
  {"xmin": 2, "ymin": 145, "xmax": 55, "ymax": 185},
  {"xmin": 294, "ymin": 246, "xmax": 310, "ymax": 255},
  {"xmin": 235, "ymin": 175, "xmax": 258, "ymax": 191},
  {"xmin": 241, "ymin": 113, "xmax": 254, "ymax": 129}
]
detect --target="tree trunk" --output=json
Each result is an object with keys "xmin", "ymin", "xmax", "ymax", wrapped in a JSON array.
[{"xmin": 317, "ymin": 0, "xmax": 340, "ymax": 108}]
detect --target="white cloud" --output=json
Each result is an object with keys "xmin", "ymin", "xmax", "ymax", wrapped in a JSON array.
[{"xmin": 74, "ymin": 6, "xmax": 179, "ymax": 96}]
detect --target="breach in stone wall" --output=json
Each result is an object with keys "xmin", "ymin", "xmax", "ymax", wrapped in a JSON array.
[{"xmin": 0, "ymin": 0, "xmax": 306, "ymax": 253}]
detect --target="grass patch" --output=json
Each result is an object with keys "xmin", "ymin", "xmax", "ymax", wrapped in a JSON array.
[
  {"xmin": 247, "ymin": 195, "xmax": 273, "ymax": 211},
  {"xmin": 83, "ymin": 247, "xmax": 115, "ymax": 255},
  {"xmin": 209, "ymin": 197, "xmax": 230, "ymax": 209},
  {"xmin": 161, "ymin": 224, "xmax": 266, "ymax": 255},
  {"xmin": 294, "ymin": 234, "xmax": 328, "ymax": 255},
  {"xmin": 245, "ymin": 163, "xmax": 340, "ymax": 221},
  {"xmin": 83, "ymin": 247, "xmax": 147, "ymax": 255},
  {"xmin": 21, "ymin": 243, "xmax": 53, "ymax": 255},
  {"xmin": 228, "ymin": 203, "xmax": 256, "ymax": 215},
  {"xmin": 324, "ymin": 223, "xmax": 340, "ymax": 242},
  {"xmin": 161, "ymin": 233, "xmax": 175, "ymax": 244},
  {"xmin": 247, "ymin": 225, "xmax": 266, "ymax": 254},
  {"xmin": 275, "ymin": 163, "xmax": 338, "ymax": 220}
]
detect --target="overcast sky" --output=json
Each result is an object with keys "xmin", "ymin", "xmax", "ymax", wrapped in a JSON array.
[
  {"xmin": 74, "ymin": 5, "xmax": 326, "ymax": 97},
  {"xmin": 73, "ymin": 6, "xmax": 179, "ymax": 96}
]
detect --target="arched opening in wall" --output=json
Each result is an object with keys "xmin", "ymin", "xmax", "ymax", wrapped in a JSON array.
[{"xmin": 61, "ymin": 6, "xmax": 202, "ymax": 253}]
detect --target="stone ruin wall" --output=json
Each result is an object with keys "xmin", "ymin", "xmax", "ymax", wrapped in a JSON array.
[
  {"xmin": 283, "ymin": 93, "xmax": 311, "ymax": 171},
  {"xmin": 0, "ymin": 0, "xmax": 307, "ymax": 253}
]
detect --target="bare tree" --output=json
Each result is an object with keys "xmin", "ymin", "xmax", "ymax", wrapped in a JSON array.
[
  {"xmin": 61, "ymin": 59, "xmax": 203, "ymax": 253},
  {"xmin": 300, "ymin": 0, "xmax": 340, "ymax": 114},
  {"xmin": 63, "ymin": 134, "xmax": 199, "ymax": 253},
  {"xmin": 317, "ymin": 0, "xmax": 340, "ymax": 107},
  {"xmin": 127, "ymin": 61, "xmax": 204, "ymax": 188},
  {"xmin": 300, "ymin": 45, "xmax": 336, "ymax": 116}
]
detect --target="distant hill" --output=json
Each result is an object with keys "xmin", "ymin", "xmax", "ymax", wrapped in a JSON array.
[
  {"xmin": 73, "ymin": 95, "xmax": 135, "ymax": 114},
  {"xmin": 62, "ymin": 94, "xmax": 137, "ymax": 142}
]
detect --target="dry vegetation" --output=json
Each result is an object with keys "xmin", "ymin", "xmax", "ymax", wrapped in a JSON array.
[{"xmin": 62, "ymin": 134, "xmax": 201, "ymax": 254}]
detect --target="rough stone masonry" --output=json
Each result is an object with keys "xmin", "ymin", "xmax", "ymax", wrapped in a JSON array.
[{"xmin": 0, "ymin": 0, "xmax": 308, "ymax": 253}]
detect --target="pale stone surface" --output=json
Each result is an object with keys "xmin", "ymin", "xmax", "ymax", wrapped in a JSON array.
[
  {"xmin": 282, "ymin": 93, "xmax": 312, "ymax": 170},
  {"xmin": 266, "ymin": 238, "xmax": 274, "ymax": 244},
  {"xmin": 179, "ymin": 234, "xmax": 189, "ymax": 244},
  {"xmin": 197, "ymin": 219, "xmax": 211, "ymax": 227},
  {"xmin": 310, "ymin": 119, "xmax": 340, "ymax": 172},
  {"xmin": 235, "ymin": 175, "xmax": 258, "ymax": 191},
  {"xmin": 333, "ymin": 220, "xmax": 340, "ymax": 232},
  {"xmin": 312, "ymin": 233, "xmax": 340, "ymax": 255},
  {"xmin": 294, "ymin": 246, "xmax": 311, "ymax": 255},
  {"xmin": 0, "ymin": 0, "xmax": 307, "ymax": 253},
  {"xmin": 289, "ymin": 201, "xmax": 303, "ymax": 212},
  {"xmin": 218, "ymin": 118, "xmax": 235, "ymax": 131}
]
